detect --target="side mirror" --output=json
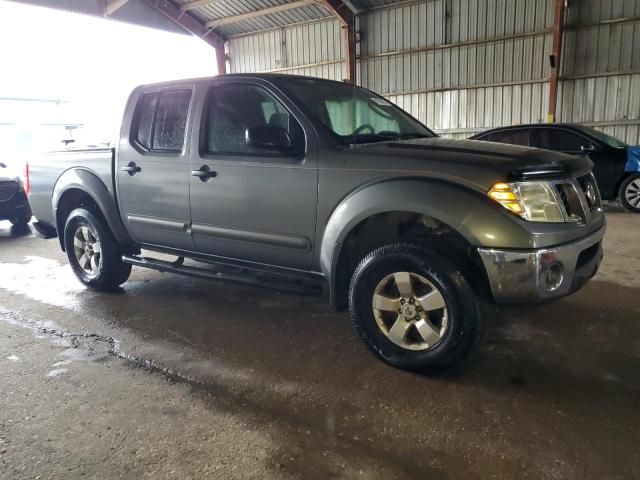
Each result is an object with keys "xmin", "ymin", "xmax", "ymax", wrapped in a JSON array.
[
  {"xmin": 0, "ymin": 162, "xmax": 6, "ymax": 168},
  {"xmin": 245, "ymin": 126, "xmax": 292, "ymax": 152},
  {"xmin": 580, "ymin": 144, "xmax": 597, "ymax": 154}
]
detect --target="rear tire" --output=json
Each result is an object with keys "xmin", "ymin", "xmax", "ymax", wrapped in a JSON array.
[
  {"xmin": 63, "ymin": 207, "xmax": 131, "ymax": 290},
  {"xmin": 619, "ymin": 173, "xmax": 640, "ymax": 213},
  {"xmin": 9, "ymin": 216, "xmax": 30, "ymax": 226},
  {"xmin": 348, "ymin": 243, "xmax": 482, "ymax": 373}
]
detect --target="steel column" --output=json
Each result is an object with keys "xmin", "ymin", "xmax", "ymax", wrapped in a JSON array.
[
  {"xmin": 322, "ymin": 0, "xmax": 356, "ymax": 84},
  {"xmin": 547, "ymin": 0, "xmax": 566, "ymax": 123}
]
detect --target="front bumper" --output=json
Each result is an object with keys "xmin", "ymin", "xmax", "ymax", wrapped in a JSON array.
[{"xmin": 478, "ymin": 224, "xmax": 605, "ymax": 303}]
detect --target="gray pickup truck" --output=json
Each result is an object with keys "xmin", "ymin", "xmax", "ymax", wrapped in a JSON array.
[{"xmin": 29, "ymin": 74, "xmax": 605, "ymax": 372}]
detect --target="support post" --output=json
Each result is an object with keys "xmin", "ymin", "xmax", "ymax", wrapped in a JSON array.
[
  {"xmin": 547, "ymin": 0, "xmax": 566, "ymax": 123},
  {"xmin": 215, "ymin": 44, "xmax": 227, "ymax": 75},
  {"xmin": 322, "ymin": 0, "xmax": 356, "ymax": 84}
]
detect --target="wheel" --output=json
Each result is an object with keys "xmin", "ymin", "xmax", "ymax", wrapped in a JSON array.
[
  {"xmin": 63, "ymin": 207, "xmax": 131, "ymax": 290},
  {"xmin": 348, "ymin": 243, "xmax": 482, "ymax": 373},
  {"xmin": 619, "ymin": 174, "xmax": 640, "ymax": 213}
]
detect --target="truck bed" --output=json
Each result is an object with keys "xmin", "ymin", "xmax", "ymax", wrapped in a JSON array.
[{"xmin": 29, "ymin": 147, "xmax": 115, "ymax": 228}]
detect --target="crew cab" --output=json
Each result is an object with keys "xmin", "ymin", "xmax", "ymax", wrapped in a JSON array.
[{"xmin": 29, "ymin": 74, "xmax": 605, "ymax": 372}]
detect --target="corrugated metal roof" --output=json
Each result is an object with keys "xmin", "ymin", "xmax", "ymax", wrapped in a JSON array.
[{"xmin": 177, "ymin": 0, "xmax": 334, "ymax": 37}]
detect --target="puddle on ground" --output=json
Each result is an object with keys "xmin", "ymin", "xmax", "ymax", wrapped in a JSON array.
[{"xmin": 0, "ymin": 256, "xmax": 85, "ymax": 310}]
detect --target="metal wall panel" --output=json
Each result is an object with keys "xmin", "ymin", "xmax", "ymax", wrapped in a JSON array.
[
  {"xmin": 358, "ymin": 0, "xmax": 552, "ymax": 137},
  {"xmin": 559, "ymin": 0, "xmax": 640, "ymax": 144},
  {"xmin": 227, "ymin": 0, "xmax": 640, "ymax": 143},
  {"xmin": 228, "ymin": 19, "xmax": 346, "ymax": 82}
]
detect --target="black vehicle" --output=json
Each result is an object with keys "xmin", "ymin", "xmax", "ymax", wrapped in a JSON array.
[
  {"xmin": 470, "ymin": 123, "xmax": 640, "ymax": 213},
  {"xmin": 0, "ymin": 161, "xmax": 32, "ymax": 226}
]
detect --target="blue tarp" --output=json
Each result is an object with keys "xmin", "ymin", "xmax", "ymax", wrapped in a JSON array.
[{"xmin": 626, "ymin": 145, "xmax": 640, "ymax": 172}]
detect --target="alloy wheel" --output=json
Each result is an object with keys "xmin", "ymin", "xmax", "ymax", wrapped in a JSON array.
[{"xmin": 371, "ymin": 271, "xmax": 449, "ymax": 351}]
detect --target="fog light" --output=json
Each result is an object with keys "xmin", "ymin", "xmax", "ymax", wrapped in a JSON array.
[{"xmin": 544, "ymin": 262, "xmax": 564, "ymax": 291}]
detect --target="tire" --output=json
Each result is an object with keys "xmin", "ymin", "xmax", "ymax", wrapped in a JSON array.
[
  {"xmin": 9, "ymin": 216, "xmax": 30, "ymax": 226},
  {"xmin": 619, "ymin": 174, "xmax": 640, "ymax": 213},
  {"xmin": 63, "ymin": 207, "xmax": 131, "ymax": 290},
  {"xmin": 348, "ymin": 243, "xmax": 482, "ymax": 373}
]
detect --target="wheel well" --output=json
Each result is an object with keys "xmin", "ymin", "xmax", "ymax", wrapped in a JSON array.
[
  {"xmin": 55, "ymin": 189, "xmax": 100, "ymax": 251},
  {"xmin": 332, "ymin": 212, "xmax": 490, "ymax": 311}
]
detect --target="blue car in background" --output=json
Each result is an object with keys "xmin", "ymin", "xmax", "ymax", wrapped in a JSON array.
[{"xmin": 470, "ymin": 123, "xmax": 640, "ymax": 213}]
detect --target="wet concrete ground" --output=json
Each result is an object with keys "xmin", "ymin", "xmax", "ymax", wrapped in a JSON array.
[{"xmin": 0, "ymin": 210, "xmax": 639, "ymax": 479}]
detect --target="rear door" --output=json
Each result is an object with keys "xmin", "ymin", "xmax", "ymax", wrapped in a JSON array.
[
  {"xmin": 117, "ymin": 87, "xmax": 194, "ymax": 251},
  {"xmin": 188, "ymin": 80, "xmax": 318, "ymax": 270}
]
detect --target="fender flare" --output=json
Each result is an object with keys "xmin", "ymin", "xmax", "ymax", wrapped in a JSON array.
[
  {"xmin": 319, "ymin": 178, "xmax": 530, "ymax": 304},
  {"xmin": 52, "ymin": 168, "xmax": 132, "ymax": 248}
]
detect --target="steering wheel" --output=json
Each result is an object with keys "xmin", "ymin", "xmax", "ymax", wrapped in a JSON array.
[{"xmin": 350, "ymin": 124, "xmax": 375, "ymax": 135}]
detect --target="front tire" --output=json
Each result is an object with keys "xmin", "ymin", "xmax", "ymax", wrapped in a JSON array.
[
  {"xmin": 349, "ymin": 243, "xmax": 482, "ymax": 373},
  {"xmin": 619, "ymin": 173, "xmax": 640, "ymax": 213},
  {"xmin": 63, "ymin": 207, "xmax": 131, "ymax": 290}
]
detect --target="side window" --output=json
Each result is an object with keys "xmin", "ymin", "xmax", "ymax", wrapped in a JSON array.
[
  {"xmin": 534, "ymin": 129, "xmax": 584, "ymax": 152},
  {"xmin": 490, "ymin": 129, "xmax": 530, "ymax": 146},
  {"xmin": 133, "ymin": 89, "xmax": 191, "ymax": 153},
  {"xmin": 203, "ymin": 84, "xmax": 304, "ymax": 156},
  {"xmin": 135, "ymin": 93, "xmax": 157, "ymax": 150}
]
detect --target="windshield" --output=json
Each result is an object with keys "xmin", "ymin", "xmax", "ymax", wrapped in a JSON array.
[
  {"xmin": 576, "ymin": 125, "xmax": 628, "ymax": 149},
  {"xmin": 283, "ymin": 79, "xmax": 435, "ymax": 144}
]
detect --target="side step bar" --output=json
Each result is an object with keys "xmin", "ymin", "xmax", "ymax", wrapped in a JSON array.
[{"xmin": 121, "ymin": 254, "xmax": 323, "ymax": 296}]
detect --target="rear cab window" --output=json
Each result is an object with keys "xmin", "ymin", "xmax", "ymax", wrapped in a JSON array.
[{"xmin": 132, "ymin": 89, "xmax": 192, "ymax": 153}]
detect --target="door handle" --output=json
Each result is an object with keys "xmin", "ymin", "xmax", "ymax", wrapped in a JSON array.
[
  {"xmin": 191, "ymin": 165, "xmax": 217, "ymax": 181},
  {"xmin": 121, "ymin": 162, "xmax": 141, "ymax": 176}
]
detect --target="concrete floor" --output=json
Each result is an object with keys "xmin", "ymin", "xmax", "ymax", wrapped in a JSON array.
[{"xmin": 0, "ymin": 209, "xmax": 639, "ymax": 480}]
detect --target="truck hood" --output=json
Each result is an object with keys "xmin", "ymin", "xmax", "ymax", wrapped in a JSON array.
[{"xmin": 353, "ymin": 137, "xmax": 592, "ymax": 192}]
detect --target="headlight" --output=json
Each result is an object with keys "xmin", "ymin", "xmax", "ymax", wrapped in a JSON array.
[{"xmin": 488, "ymin": 181, "xmax": 564, "ymax": 222}]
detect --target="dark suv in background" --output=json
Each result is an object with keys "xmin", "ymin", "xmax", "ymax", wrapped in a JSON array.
[
  {"xmin": 0, "ymin": 161, "xmax": 32, "ymax": 227},
  {"xmin": 470, "ymin": 124, "xmax": 640, "ymax": 213}
]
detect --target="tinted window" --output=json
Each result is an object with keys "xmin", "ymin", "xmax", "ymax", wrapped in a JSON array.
[
  {"xmin": 534, "ymin": 129, "xmax": 584, "ymax": 152},
  {"xmin": 204, "ymin": 84, "xmax": 304, "ymax": 156},
  {"xmin": 154, "ymin": 90, "xmax": 191, "ymax": 151},
  {"xmin": 135, "ymin": 93, "xmax": 158, "ymax": 150},
  {"xmin": 133, "ymin": 89, "xmax": 191, "ymax": 152},
  {"xmin": 488, "ymin": 129, "xmax": 529, "ymax": 146}
]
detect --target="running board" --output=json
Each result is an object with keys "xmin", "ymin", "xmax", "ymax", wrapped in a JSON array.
[{"xmin": 121, "ymin": 254, "xmax": 322, "ymax": 296}]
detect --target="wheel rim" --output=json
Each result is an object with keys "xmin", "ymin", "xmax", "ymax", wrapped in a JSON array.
[
  {"xmin": 73, "ymin": 225, "xmax": 101, "ymax": 277},
  {"xmin": 372, "ymin": 272, "xmax": 449, "ymax": 351},
  {"xmin": 625, "ymin": 179, "xmax": 640, "ymax": 208}
]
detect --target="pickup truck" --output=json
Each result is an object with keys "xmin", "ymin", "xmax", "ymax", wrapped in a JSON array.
[{"xmin": 29, "ymin": 74, "xmax": 605, "ymax": 372}]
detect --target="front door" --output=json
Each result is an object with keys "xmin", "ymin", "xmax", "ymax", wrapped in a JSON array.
[
  {"xmin": 188, "ymin": 81, "xmax": 317, "ymax": 270},
  {"xmin": 117, "ymin": 87, "xmax": 194, "ymax": 251}
]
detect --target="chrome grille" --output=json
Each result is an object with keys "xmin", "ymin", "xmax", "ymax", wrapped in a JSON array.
[
  {"xmin": 552, "ymin": 173, "xmax": 601, "ymax": 224},
  {"xmin": 0, "ymin": 182, "xmax": 17, "ymax": 202}
]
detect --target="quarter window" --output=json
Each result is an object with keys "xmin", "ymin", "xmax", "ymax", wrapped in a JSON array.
[
  {"xmin": 534, "ymin": 129, "xmax": 584, "ymax": 152},
  {"xmin": 488, "ymin": 129, "xmax": 530, "ymax": 146},
  {"xmin": 203, "ymin": 84, "xmax": 304, "ymax": 156},
  {"xmin": 133, "ymin": 89, "xmax": 191, "ymax": 153}
]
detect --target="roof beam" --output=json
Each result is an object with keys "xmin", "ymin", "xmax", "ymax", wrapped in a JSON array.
[
  {"xmin": 205, "ymin": 0, "xmax": 322, "ymax": 29},
  {"xmin": 142, "ymin": 0, "xmax": 225, "ymax": 48},
  {"xmin": 180, "ymin": 0, "xmax": 225, "ymax": 13},
  {"xmin": 104, "ymin": 0, "xmax": 130, "ymax": 16}
]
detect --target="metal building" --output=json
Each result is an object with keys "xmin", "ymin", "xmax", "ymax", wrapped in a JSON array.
[{"xmin": 13, "ymin": 0, "xmax": 640, "ymax": 142}]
